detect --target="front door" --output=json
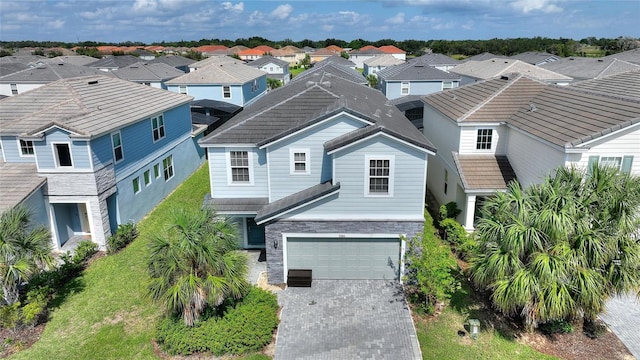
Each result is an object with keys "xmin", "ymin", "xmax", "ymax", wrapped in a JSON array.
[{"xmin": 246, "ymin": 217, "xmax": 265, "ymax": 247}]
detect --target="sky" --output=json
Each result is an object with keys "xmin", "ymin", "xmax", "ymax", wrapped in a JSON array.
[{"xmin": 1, "ymin": 0, "xmax": 638, "ymax": 44}]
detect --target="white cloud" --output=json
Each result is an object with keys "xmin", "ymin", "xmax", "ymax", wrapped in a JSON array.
[
  {"xmin": 48, "ymin": 19, "xmax": 65, "ymax": 29},
  {"xmin": 79, "ymin": 7, "xmax": 115, "ymax": 20},
  {"xmin": 222, "ymin": 1, "xmax": 244, "ymax": 13},
  {"xmin": 510, "ymin": 0, "xmax": 563, "ymax": 14},
  {"xmin": 270, "ymin": 4, "xmax": 293, "ymax": 20},
  {"xmin": 248, "ymin": 10, "xmax": 266, "ymax": 25},
  {"xmin": 385, "ymin": 12, "xmax": 405, "ymax": 25},
  {"xmin": 321, "ymin": 24, "xmax": 334, "ymax": 32},
  {"xmin": 133, "ymin": 0, "xmax": 158, "ymax": 13},
  {"xmin": 338, "ymin": 11, "xmax": 357, "ymax": 16}
]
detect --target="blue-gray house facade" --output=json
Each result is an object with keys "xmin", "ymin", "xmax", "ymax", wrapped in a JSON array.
[
  {"xmin": 199, "ymin": 73, "xmax": 436, "ymax": 284},
  {"xmin": 0, "ymin": 75, "xmax": 205, "ymax": 250},
  {"xmin": 377, "ymin": 61, "xmax": 461, "ymax": 100}
]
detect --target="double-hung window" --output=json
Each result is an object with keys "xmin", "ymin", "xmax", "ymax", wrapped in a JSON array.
[
  {"xmin": 163, "ymin": 155, "xmax": 174, "ymax": 181},
  {"xmin": 229, "ymin": 151, "xmax": 250, "ymax": 183},
  {"xmin": 151, "ymin": 115, "xmax": 165, "ymax": 142},
  {"xmin": 178, "ymin": 85, "xmax": 187, "ymax": 94},
  {"xmin": 222, "ymin": 86, "xmax": 231, "ymax": 99},
  {"xmin": 476, "ymin": 129, "xmax": 493, "ymax": 150},
  {"xmin": 290, "ymin": 149, "xmax": 310, "ymax": 175},
  {"xmin": 589, "ymin": 155, "xmax": 634, "ymax": 174},
  {"xmin": 19, "ymin": 140, "xmax": 34, "ymax": 156},
  {"xmin": 10, "ymin": 84, "xmax": 18, "ymax": 95},
  {"xmin": 366, "ymin": 155, "xmax": 394, "ymax": 196},
  {"xmin": 111, "ymin": 132, "xmax": 123, "ymax": 162},
  {"xmin": 401, "ymin": 81, "xmax": 410, "ymax": 95}
]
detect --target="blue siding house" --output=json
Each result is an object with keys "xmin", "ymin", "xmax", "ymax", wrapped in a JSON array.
[
  {"xmin": 199, "ymin": 73, "xmax": 436, "ymax": 284},
  {"xmin": 166, "ymin": 61, "xmax": 267, "ymax": 107},
  {"xmin": 377, "ymin": 61, "xmax": 461, "ymax": 100},
  {"xmin": 0, "ymin": 75, "xmax": 205, "ymax": 250}
]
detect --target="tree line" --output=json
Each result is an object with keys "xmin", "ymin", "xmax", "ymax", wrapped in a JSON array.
[{"xmin": 1, "ymin": 36, "xmax": 637, "ymax": 57}]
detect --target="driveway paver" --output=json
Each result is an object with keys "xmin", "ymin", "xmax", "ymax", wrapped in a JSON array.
[
  {"xmin": 275, "ymin": 280, "xmax": 422, "ymax": 360},
  {"xmin": 599, "ymin": 293, "xmax": 640, "ymax": 359}
]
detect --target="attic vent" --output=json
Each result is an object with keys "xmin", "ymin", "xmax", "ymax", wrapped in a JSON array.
[
  {"xmin": 597, "ymin": 59, "xmax": 604, "ymax": 62},
  {"xmin": 373, "ymin": 109, "xmax": 381, "ymax": 117},
  {"xmin": 529, "ymin": 103, "xmax": 537, "ymax": 112},
  {"xmin": 321, "ymin": 81, "xmax": 331, "ymax": 88},
  {"xmin": 57, "ymin": 63, "xmax": 64, "ymax": 66},
  {"xmin": 88, "ymin": 80, "xmax": 99, "ymax": 85},
  {"xmin": 501, "ymin": 75, "xmax": 510, "ymax": 80}
]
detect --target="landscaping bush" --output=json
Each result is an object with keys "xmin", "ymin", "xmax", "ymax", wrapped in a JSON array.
[
  {"xmin": 439, "ymin": 218, "xmax": 477, "ymax": 260},
  {"xmin": 539, "ymin": 319, "xmax": 574, "ymax": 335},
  {"xmin": 155, "ymin": 287, "xmax": 278, "ymax": 356},
  {"xmin": 73, "ymin": 240, "xmax": 98, "ymax": 264},
  {"xmin": 0, "ymin": 303, "xmax": 21, "ymax": 329},
  {"xmin": 107, "ymin": 222, "xmax": 138, "ymax": 254},
  {"xmin": 583, "ymin": 319, "xmax": 607, "ymax": 339},
  {"xmin": 439, "ymin": 201, "xmax": 461, "ymax": 220}
]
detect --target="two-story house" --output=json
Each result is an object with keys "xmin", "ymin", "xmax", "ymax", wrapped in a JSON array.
[
  {"xmin": 421, "ymin": 71, "xmax": 640, "ymax": 230},
  {"xmin": 0, "ymin": 62, "xmax": 110, "ymax": 96},
  {"xmin": 0, "ymin": 75, "xmax": 205, "ymax": 250},
  {"xmin": 363, "ymin": 54, "xmax": 404, "ymax": 78},
  {"xmin": 450, "ymin": 58, "xmax": 573, "ymax": 85},
  {"xmin": 199, "ymin": 73, "xmax": 436, "ymax": 284},
  {"xmin": 112, "ymin": 62, "xmax": 185, "ymax": 89},
  {"xmin": 246, "ymin": 55, "xmax": 291, "ymax": 85},
  {"xmin": 377, "ymin": 61, "xmax": 461, "ymax": 100},
  {"xmin": 166, "ymin": 61, "xmax": 267, "ymax": 107}
]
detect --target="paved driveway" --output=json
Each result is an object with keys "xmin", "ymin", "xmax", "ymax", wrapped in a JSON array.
[
  {"xmin": 599, "ymin": 293, "xmax": 640, "ymax": 359},
  {"xmin": 275, "ymin": 280, "xmax": 422, "ymax": 360}
]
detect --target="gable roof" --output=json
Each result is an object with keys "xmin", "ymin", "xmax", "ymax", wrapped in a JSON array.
[
  {"xmin": 292, "ymin": 61, "xmax": 366, "ymax": 85},
  {"xmin": 255, "ymin": 181, "xmax": 340, "ymax": 224},
  {"xmin": 378, "ymin": 45, "xmax": 406, "ymax": 54},
  {"xmin": 200, "ymin": 72, "xmax": 434, "ymax": 153},
  {"xmin": 317, "ymin": 55, "xmax": 355, "ymax": 67},
  {"xmin": 246, "ymin": 55, "xmax": 289, "ymax": 68},
  {"xmin": 280, "ymin": 45, "xmax": 304, "ymax": 53},
  {"xmin": 540, "ymin": 57, "xmax": 640, "ymax": 81},
  {"xmin": 0, "ymin": 162, "xmax": 47, "ymax": 213},
  {"xmin": 166, "ymin": 61, "xmax": 265, "ymax": 85},
  {"xmin": 254, "ymin": 45, "xmax": 275, "ymax": 53},
  {"xmin": 569, "ymin": 69, "xmax": 640, "ymax": 101},
  {"xmin": 409, "ymin": 53, "xmax": 461, "ymax": 66},
  {"xmin": 0, "ymin": 63, "xmax": 112, "ymax": 83},
  {"xmin": 350, "ymin": 48, "xmax": 385, "ymax": 56},
  {"xmin": 148, "ymin": 55, "xmax": 195, "ymax": 68},
  {"xmin": 45, "ymin": 55, "xmax": 99, "ymax": 66},
  {"xmin": 364, "ymin": 54, "xmax": 405, "ymax": 67},
  {"xmin": 603, "ymin": 48, "xmax": 640, "ymax": 65},
  {"xmin": 112, "ymin": 62, "xmax": 184, "ymax": 82},
  {"xmin": 0, "ymin": 63, "xmax": 29, "ymax": 77},
  {"xmin": 376, "ymin": 61, "xmax": 461, "ymax": 81},
  {"xmin": 509, "ymin": 51, "xmax": 560, "ymax": 65},
  {"xmin": 463, "ymin": 52, "xmax": 507, "ymax": 62},
  {"xmin": 189, "ymin": 55, "xmax": 239, "ymax": 69},
  {"xmin": 0, "ymin": 75, "xmax": 192, "ymax": 138},
  {"xmin": 450, "ymin": 58, "xmax": 572, "ymax": 82},
  {"xmin": 86, "ymin": 55, "xmax": 141, "ymax": 69},
  {"xmin": 453, "ymin": 154, "xmax": 517, "ymax": 190}
]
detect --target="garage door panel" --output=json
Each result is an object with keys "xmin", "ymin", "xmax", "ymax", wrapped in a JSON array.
[{"xmin": 287, "ymin": 237, "xmax": 400, "ymax": 280}]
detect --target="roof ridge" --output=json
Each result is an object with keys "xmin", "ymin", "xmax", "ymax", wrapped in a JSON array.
[{"xmin": 459, "ymin": 74, "xmax": 523, "ymax": 121}]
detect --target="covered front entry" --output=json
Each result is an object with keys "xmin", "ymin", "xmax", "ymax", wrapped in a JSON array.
[
  {"xmin": 51, "ymin": 202, "xmax": 91, "ymax": 247},
  {"xmin": 286, "ymin": 237, "xmax": 401, "ymax": 280}
]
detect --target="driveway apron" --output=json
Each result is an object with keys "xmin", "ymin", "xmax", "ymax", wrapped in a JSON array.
[
  {"xmin": 275, "ymin": 280, "xmax": 422, "ymax": 360},
  {"xmin": 599, "ymin": 293, "xmax": 640, "ymax": 359}
]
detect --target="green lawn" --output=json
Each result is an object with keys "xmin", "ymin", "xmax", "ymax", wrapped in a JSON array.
[
  {"xmin": 11, "ymin": 164, "xmax": 267, "ymax": 359},
  {"xmin": 290, "ymin": 67, "xmax": 305, "ymax": 77},
  {"xmin": 415, "ymin": 281, "xmax": 557, "ymax": 360}
]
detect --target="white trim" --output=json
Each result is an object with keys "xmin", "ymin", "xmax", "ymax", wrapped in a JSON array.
[
  {"xmin": 258, "ymin": 112, "xmax": 373, "ymax": 149},
  {"xmin": 400, "ymin": 81, "xmax": 410, "ymax": 95},
  {"xmin": 266, "ymin": 150, "xmax": 272, "ymax": 201},
  {"xmin": 222, "ymin": 85, "xmax": 232, "ymax": 99},
  {"xmin": 17, "ymin": 139, "xmax": 35, "ymax": 157},
  {"xmin": 132, "ymin": 176, "xmax": 141, "ymax": 194},
  {"xmin": 573, "ymin": 121, "xmax": 640, "ymax": 148},
  {"xmin": 200, "ymin": 143, "xmax": 255, "ymax": 148},
  {"xmin": 31, "ymin": 124, "xmax": 83, "ymax": 137},
  {"xmin": 289, "ymin": 148, "xmax": 310, "ymax": 175},
  {"xmin": 458, "ymin": 122, "xmax": 503, "ymax": 127},
  {"xmin": 280, "ymin": 214, "xmax": 425, "ymax": 221},
  {"xmin": 327, "ymin": 132, "xmax": 434, "ymax": 156},
  {"xmin": 474, "ymin": 128, "xmax": 494, "ymax": 152},
  {"xmin": 111, "ymin": 131, "xmax": 124, "ymax": 164},
  {"xmin": 151, "ymin": 113, "xmax": 166, "ymax": 143},
  {"xmin": 143, "ymin": 169, "xmax": 152, "ymax": 187},
  {"xmin": 421, "ymin": 153, "xmax": 428, "ymax": 215},
  {"xmin": 364, "ymin": 155, "xmax": 394, "ymax": 197},
  {"xmin": 162, "ymin": 154, "xmax": 174, "ymax": 181},
  {"xmin": 0, "ymin": 138, "xmax": 5, "ymax": 162},
  {"xmin": 153, "ymin": 163, "xmax": 161, "ymax": 179},
  {"xmin": 226, "ymin": 149, "xmax": 254, "ymax": 186},
  {"xmin": 47, "ymin": 198, "xmax": 95, "ymax": 250},
  {"xmin": 255, "ymin": 188, "xmax": 340, "ymax": 225},
  {"xmin": 51, "ymin": 141, "xmax": 74, "ymax": 168}
]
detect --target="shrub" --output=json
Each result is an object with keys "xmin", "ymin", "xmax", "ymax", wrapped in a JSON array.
[
  {"xmin": 439, "ymin": 201, "xmax": 461, "ymax": 220},
  {"xmin": 155, "ymin": 287, "xmax": 278, "ymax": 356},
  {"xmin": 73, "ymin": 240, "xmax": 98, "ymax": 264},
  {"xmin": 107, "ymin": 222, "xmax": 139, "ymax": 254},
  {"xmin": 539, "ymin": 319, "xmax": 574, "ymax": 335},
  {"xmin": 21, "ymin": 291, "xmax": 48, "ymax": 326},
  {"xmin": 583, "ymin": 319, "xmax": 607, "ymax": 339},
  {"xmin": 0, "ymin": 303, "xmax": 21, "ymax": 329},
  {"xmin": 439, "ymin": 218, "xmax": 477, "ymax": 260}
]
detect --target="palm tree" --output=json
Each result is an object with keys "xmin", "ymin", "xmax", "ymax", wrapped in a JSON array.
[
  {"xmin": 0, "ymin": 206, "xmax": 53, "ymax": 305},
  {"xmin": 147, "ymin": 207, "xmax": 249, "ymax": 326},
  {"xmin": 366, "ymin": 74, "xmax": 378, "ymax": 89},
  {"xmin": 471, "ymin": 164, "xmax": 640, "ymax": 331}
]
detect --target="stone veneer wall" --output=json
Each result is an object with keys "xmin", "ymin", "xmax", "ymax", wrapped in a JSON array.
[{"xmin": 265, "ymin": 220, "xmax": 424, "ymax": 284}]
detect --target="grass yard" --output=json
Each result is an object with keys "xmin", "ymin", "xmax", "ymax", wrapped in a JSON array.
[
  {"xmin": 11, "ymin": 164, "xmax": 268, "ymax": 359},
  {"xmin": 289, "ymin": 66, "xmax": 306, "ymax": 77},
  {"xmin": 415, "ymin": 280, "xmax": 557, "ymax": 360}
]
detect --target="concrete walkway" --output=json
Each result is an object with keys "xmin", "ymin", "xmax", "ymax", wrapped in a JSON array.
[
  {"xmin": 275, "ymin": 280, "xmax": 422, "ymax": 360},
  {"xmin": 599, "ymin": 293, "xmax": 640, "ymax": 359}
]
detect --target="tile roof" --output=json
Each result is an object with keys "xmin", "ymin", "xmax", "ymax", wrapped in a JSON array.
[
  {"xmin": 148, "ymin": 55, "xmax": 195, "ymax": 68},
  {"xmin": 359, "ymin": 45, "xmax": 378, "ymax": 51},
  {"xmin": 463, "ymin": 52, "xmax": 508, "ymax": 62},
  {"xmin": 86, "ymin": 55, "xmax": 141, "ymax": 69},
  {"xmin": 409, "ymin": 53, "xmax": 461, "ymax": 66},
  {"xmin": 254, "ymin": 45, "xmax": 275, "ymax": 53},
  {"xmin": 377, "ymin": 61, "xmax": 461, "ymax": 81},
  {"xmin": 203, "ymin": 195, "xmax": 269, "ymax": 213},
  {"xmin": 540, "ymin": 57, "xmax": 640, "ymax": 81},
  {"xmin": 166, "ymin": 61, "xmax": 265, "ymax": 85},
  {"xmin": 112, "ymin": 62, "xmax": 184, "ymax": 82},
  {"xmin": 350, "ymin": 48, "xmax": 385, "ymax": 55},
  {"xmin": 450, "ymin": 58, "xmax": 572, "ymax": 82},
  {"xmin": 453, "ymin": 154, "xmax": 517, "ymax": 190},
  {"xmin": 604, "ymin": 48, "xmax": 640, "ymax": 65},
  {"xmin": 292, "ymin": 61, "xmax": 366, "ymax": 85},
  {"xmin": 0, "ymin": 55, "xmax": 47, "ymax": 65},
  {"xmin": 378, "ymin": 45, "xmax": 406, "ymax": 54},
  {"xmin": 188, "ymin": 55, "xmax": 239, "ymax": 69},
  {"xmin": 363, "ymin": 54, "xmax": 404, "ymax": 67},
  {"xmin": 255, "ymin": 182, "xmax": 340, "ymax": 223},
  {"xmin": 0, "ymin": 162, "xmax": 46, "ymax": 213},
  {"xmin": 193, "ymin": 45, "xmax": 229, "ymax": 53},
  {"xmin": 509, "ymin": 51, "xmax": 560, "ymax": 65},
  {"xmin": 0, "ymin": 63, "xmax": 29, "ymax": 77},
  {"xmin": 280, "ymin": 45, "xmax": 304, "ymax": 53},
  {"xmin": 325, "ymin": 45, "xmax": 344, "ymax": 53},
  {"xmin": 246, "ymin": 55, "xmax": 289, "ymax": 68},
  {"xmin": 45, "ymin": 55, "xmax": 100, "ymax": 66},
  {"xmin": 227, "ymin": 45, "xmax": 250, "ymax": 54},
  {"xmin": 316, "ymin": 55, "xmax": 356, "ymax": 67},
  {"xmin": 191, "ymin": 99, "xmax": 243, "ymax": 114},
  {"xmin": 569, "ymin": 70, "xmax": 640, "ymax": 101},
  {"xmin": 200, "ymin": 72, "xmax": 434, "ymax": 153},
  {"xmin": 0, "ymin": 75, "xmax": 192, "ymax": 138},
  {"xmin": 0, "ymin": 63, "xmax": 112, "ymax": 83},
  {"xmin": 239, "ymin": 48, "xmax": 265, "ymax": 56}
]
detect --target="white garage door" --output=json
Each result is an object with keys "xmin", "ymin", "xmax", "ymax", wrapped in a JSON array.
[{"xmin": 286, "ymin": 237, "xmax": 401, "ymax": 280}]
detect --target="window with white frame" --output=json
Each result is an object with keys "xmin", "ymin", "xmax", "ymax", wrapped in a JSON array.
[
  {"xmin": 401, "ymin": 81, "xmax": 410, "ymax": 95},
  {"xmin": 111, "ymin": 132, "xmax": 123, "ymax": 162},
  {"xmin": 19, "ymin": 140, "xmax": 34, "ymax": 156},
  {"xmin": 132, "ymin": 177, "xmax": 141, "ymax": 194},
  {"xmin": 366, "ymin": 156, "xmax": 393, "ymax": 196},
  {"xmin": 476, "ymin": 129, "xmax": 493, "ymax": 150},
  {"xmin": 178, "ymin": 85, "xmax": 187, "ymax": 94},
  {"xmin": 54, "ymin": 143, "xmax": 73, "ymax": 167},
  {"xmin": 442, "ymin": 81, "xmax": 454, "ymax": 89},
  {"xmin": 290, "ymin": 149, "xmax": 310, "ymax": 174},
  {"xmin": 151, "ymin": 115, "xmax": 165, "ymax": 142},
  {"xmin": 588, "ymin": 155, "xmax": 633, "ymax": 174},
  {"xmin": 154, "ymin": 163, "xmax": 160, "ymax": 178},
  {"xmin": 222, "ymin": 86, "xmax": 231, "ymax": 99},
  {"xmin": 10, "ymin": 84, "xmax": 18, "ymax": 95},
  {"xmin": 143, "ymin": 170, "xmax": 151, "ymax": 186},
  {"xmin": 599, "ymin": 156, "xmax": 622, "ymax": 169},
  {"xmin": 251, "ymin": 79, "xmax": 258, "ymax": 92},
  {"xmin": 229, "ymin": 151, "xmax": 250, "ymax": 183},
  {"xmin": 163, "ymin": 155, "xmax": 174, "ymax": 181}
]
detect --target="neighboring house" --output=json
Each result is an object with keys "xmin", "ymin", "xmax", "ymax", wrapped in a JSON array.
[
  {"xmin": 408, "ymin": 53, "xmax": 462, "ymax": 71},
  {"xmin": 292, "ymin": 61, "xmax": 367, "ymax": 86},
  {"xmin": 193, "ymin": 45, "xmax": 229, "ymax": 57},
  {"xmin": 190, "ymin": 98, "xmax": 243, "ymax": 133},
  {"xmin": 227, "ymin": 45, "xmax": 250, "ymax": 56},
  {"xmin": 131, "ymin": 49, "xmax": 156, "ymax": 61},
  {"xmin": 246, "ymin": 55, "xmax": 291, "ymax": 85},
  {"xmin": 148, "ymin": 55, "xmax": 195, "ymax": 73},
  {"xmin": 46, "ymin": 55, "xmax": 100, "ymax": 66},
  {"xmin": 276, "ymin": 45, "xmax": 306, "ymax": 64},
  {"xmin": 0, "ymin": 75, "xmax": 205, "ymax": 250},
  {"xmin": 317, "ymin": 55, "xmax": 356, "ymax": 69},
  {"xmin": 510, "ymin": 51, "xmax": 561, "ymax": 66},
  {"xmin": 377, "ymin": 61, "xmax": 461, "ymax": 100},
  {"xmin": 309, "ymin": 48, "xmax": 341, "ymax": 63},
  {"xmin": 166, "ymin": 61, "xmax": 267, "ymax": 107},
  {"xmin": 363, "ymin": 54, "xmax": 405, "ymax": 77},
  {"xmin": 188, "ymin": 55, "xmax": 238, "ymax": 72},
  {"xmin": 450, "ymin": 58, "xmax": 573, "ymax": 85},
  {"xmin": 378, "ymin": 45, "xmax": 407, "ymax": 60},
  {"xmin": 111, "ymin": 62, "xmax": 185, "ymax": 89},
  {"xmin": 86, "ymin": 55, "xmax": 141, "ymax": 71},
  {"xmin": 390, "ymin": 95, "xmax": 427, "ymax": 130},
  {"xmin": 0, "ymin": 55, "xmax": 47, "ymax": 65},
  {"xmin": 0, "ymin": 63, "xmax": 29, "ymax": 77},
  {"xmin": 199, "ymin": 73, "xmax": 435, "ymax": 284},
  {"xmin": 238, "ymin": 48, "xmax": 265, "ymax": 61},
  {"xmin": 0, "ymin": 62, "xmax": 111, "ymax": 96},
  {"xmin": 463, "ymin": 52, "xmax": 508, "ymax": 62},
  {"xmin": 540, "ymin": 57, "xmax": 640, "ymax": 81},
  {"xmin": 421, "ymin": 71, "xmax": 640, "ymax": 230},
  {"xmin": 603, "ymin": 48, "xmax": 640, "ymax": 65},
  {"xmin": 349, "ymin": 48, "xmax": 384, "ymax": 68}
]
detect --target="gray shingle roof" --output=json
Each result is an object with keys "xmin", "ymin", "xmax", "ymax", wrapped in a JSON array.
[
  {"xmin": 203, "ymin": 195, "xmax": 269, "ymax": 213},
  {"xmin": 350, "ymin": 48, "xmax": 385, "ymax": 55},
  {"xmin": 45, "ymin": 55, "xmax": 99, "ymax": 66},
  {"xmin": 409, "ymin": 53, "xmax": 462, "ymax": 66},
  {"xmin": 317, "ymin": 55, "xmax": 356, "ymax": 67},
  {"xmin": 200, "ymin": 72, "xmax": 434, "ymax": 152},
  {"xmin": 86, "ymin": 55, "xmax": 141, "ymax": 69},
  {"xmin": 189, "ymin": 55, "xmax": 239, "ymax": 69},
  {"xmin": 148, "ymin": 55, "xmax": 195, "ymax": 68},
  {"xmin": 0, "ymin": 63, "xmax": 112, "ymax": 83},
  {"xmin": 292, "ymin": 61, "xmax": 366, "ymax": 85},
  {"xmin": 0, "ymin": 75, "xmax": 192, "ymax": 138},
  {"xmin": 0, "ymin": 55, "xmax": 47, "ymax": 65},
  {"xmin": 463, "ymin": 52, "xmax": 508, "ymax": 62},
  {"xmin": 604, "ymin": 48, "xmax": 640, "ymax": 65},
  {"xmin": 0, "ymin": 63, "xmax": 29, "ymax": 77},
  {"xmin": 569, "ymin": 70, "xmax": 640, "ymax": 101},
  {"xmin": 246, "ymin": 55, "xmax": 289, "ymax": 68},
  {"xmin": 509, "ymin": 52, "xmax": 560, "ymax": 65},
  {"xmin": 166, "ymin": 61, "xmax": 265, "ymax": 85},
  {"xmin": 255, "ymin": 182, "xmax": 340, "ymax": 223},
  {"xmin": 540, "ymin": 57, "xmax": 640, "ymax": 81},
  {"xmin": 0, "ymin": 162, "xmax": 47, "ymax": 212},
  {"xmin": 364, "ymin": 54, "xmax": 404, "ymax": 67},
  {"xmin": 377, "ymin": 62, "xmax": 460, "ymax": 81},
  {"xmin": 112, "ymin": 62, "xmax": 184, "ymax": 82},
  {"xmin": 450, "ymin": 58, "xmax": 572, "ymax": 82},
  {"xmin": 453, "ymin": 153, "xmax": 517, "ymax": 190}
]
